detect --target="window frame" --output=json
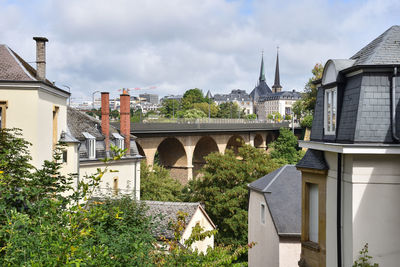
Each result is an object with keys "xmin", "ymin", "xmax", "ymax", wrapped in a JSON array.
[
  {"xmin": 0, "ymin": 101, "xmax": 8, "ymax": 129},
  {"xmin": 324, "ymin": 88, "xmax": 337, "ymax": 135},
  {"xmin": 260, "ymin": 203, "xmax": 266, "ymax": 224},
  {"xmin": 307, "ymin": 183, "xmax": 319, "ymax": 244}
]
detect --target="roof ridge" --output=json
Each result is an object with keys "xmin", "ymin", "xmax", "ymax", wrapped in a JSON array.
[
  {"xmin": 5, "ymin": 46, "xmax": 37, "ymax": 81},
  {"xmin": 262, "ymin": 165, "xmax": 287, "ymax": 192}
]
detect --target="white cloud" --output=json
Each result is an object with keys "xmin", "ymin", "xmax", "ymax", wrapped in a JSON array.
[{"xmin": 1, "ymin": 0, "xmax": 400, "ymax": 100}]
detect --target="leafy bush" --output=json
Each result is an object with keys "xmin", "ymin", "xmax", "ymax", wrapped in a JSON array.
[
  {"xmin": 270, "ymin": 128, "xmax": 304, "ymax": 165},
  {"xmin": 140, "ymin": 162, "xmax": 184, "ymax": 201},
  {"xmin": 300, "ymin": 114, "xmax": 313, "ymax": 129},
  {"xmin": 186, "ymin": 143, "xmax": 278, "ymax": 246}
]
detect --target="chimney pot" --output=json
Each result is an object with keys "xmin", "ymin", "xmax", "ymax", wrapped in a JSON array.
[{"xmin": 33, "ymin": 37, "xmax": 48, "ymax": 81}]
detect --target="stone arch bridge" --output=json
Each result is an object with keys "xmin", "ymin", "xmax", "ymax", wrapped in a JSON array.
[{"xmin": 113, "ymin": 120, "xmax": 302, "ymax": 183}]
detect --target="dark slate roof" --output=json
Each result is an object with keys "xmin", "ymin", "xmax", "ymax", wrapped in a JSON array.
[
  {"xmin": 250, "ymin": 80, "xmax": 272, "ymax": 100},
  {"xmin": 213, "ymin": 89, "xmax": 251, "ymax": 102},
  {"xmin": 272, "ymin": 51, "xmax": 282, "ymax": 89},
  {"xmin": 67, "ymin": 107, "xmax": 141, "ymax": 159},
  {"xmin": 258, "ymin": 90, "xmax": 301, "ymax": 102},
  {"xmin": 143, "ymin": 201, "xmax": 215, "ymax": 240},
  {"xmin": 248, "ymin": 165, "xmax": 301, "ymax": 235},
  {"xmin": 296, "ymin": 149, "xmax": 329, "ymax": 170},
  {"xmin": 351, "ymin": 25, "xmax": 400, "ymax": 65}
]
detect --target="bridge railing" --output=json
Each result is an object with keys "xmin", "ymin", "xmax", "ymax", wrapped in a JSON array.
[{"xmin": 142, "ymin": 118, "xmax": 288, "ymax": 124}]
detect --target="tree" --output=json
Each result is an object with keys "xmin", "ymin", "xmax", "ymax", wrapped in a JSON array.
[
  {"xmin": 140, "ymin": 162, "xmax": 184, "ymax": 202},
  {"xmin": 267, "ymin": 111, "xmax": 283, "ymax": 122},
  {"xmin": 181, "ymin": 88, "xmax": 206, "ymax": 110},
  {"xmin": 217, "ymin": 102, "xmax": 245, "ymax": 118},
  {"xmin": 186, "ymin": 144, "xmax": 279, "ymax": 246},
  {"xmin": 182, "ymin": 108, "xmax": 207, "ymax": 119},
  {"xmin": 160, "ymin": 99, "xmax": 181, "ymax": 118},
  {"xmin": 303, "ymin": 63, "xmax": 324, "ymax": 113},
  {"xmin": 193, "ymin": 102, "xmax": 219, "ymax": 118},
  {"xmin": 269, "ymin": 128, "xmax": 304, "ymax": 165},
  {"xmin": 0, "ymin": 128, "xmax": 157, "ymax": 266},
  {"xmin": 246, "ymin": 114, "xmax": 257, "ymax": 120}
]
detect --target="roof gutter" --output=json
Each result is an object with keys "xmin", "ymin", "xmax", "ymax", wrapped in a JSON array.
[{"xmin": 391, "ymin": 67, "xmax": 399, "ymax": 143}]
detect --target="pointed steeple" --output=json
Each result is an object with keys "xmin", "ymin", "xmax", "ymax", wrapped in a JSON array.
[
  {"xmin": 272, "ymin": 47, "xmax": 282, "ymax": 93},
  {"xmin": 259, "ymin": 51, "xmax": 266, "ymax": 82}
]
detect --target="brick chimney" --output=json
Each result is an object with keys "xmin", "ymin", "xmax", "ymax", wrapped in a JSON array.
[
  {"xmin": 120, "ymin": 91, "xmax": 130, "ymax": 155},
  {"xmin": 101, "ymin": 92, "xmax": 110, "ymax": 155},
  {"xmin": 33, "ymin": 37, "xmax": 48, "ymax": 80}
]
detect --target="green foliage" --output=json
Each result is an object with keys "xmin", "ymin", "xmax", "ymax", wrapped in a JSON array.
[
  {"xmin": 246, "ymin": 114, "xmax": 257, "ymax": 120},
  {"xmin": 160, "ymin": 99, "xmax": 181, "ymax": 118},
  {"xmin": 193, "ymin": 102, "xmax": 219, "ymax": 118},
  {"xmin": 300, "ymin": 114, "xmax": 314, "ymax": 129},
  {"xmin": 183, "ymin": 108, "xmax": 207, "ymax": 118},
  {"xmin": 353, "ymin": 243, "xmax": 379, "ymax": 267},
  {"xmin": 186, "ymin": 144, "xmax": 279, "ymax": 246},
  {"xmin": 270, "ymin": 128, "xmax": 304, "ymax": 165},
  {"xmin": 267, "ymin": 111, "xmax": 283, "ymax": 122},
  {"xmin": 217, "ymin": 102, "xmax": 245, "ymax": 118},
  {"xmin": 0, "ymin": 128, "xmax": 156, "ymax": 266},
  {"xmin": 140, "ymin": 162, "xmax": 184, "ymax": 201},
  {"xmin": 302, "ymin": 63, "xmax": 324, "ymax": 113},
  {"xmin": 271, "ymin": 128, "xmax": 304, "ymax": 164},
  {"xmin": 152, "ymin": 211, "xmax": 253, "ymax": 266},
  {"xmin": 182, "ymin": 88, "xmax": 206, "ymax": 110}
]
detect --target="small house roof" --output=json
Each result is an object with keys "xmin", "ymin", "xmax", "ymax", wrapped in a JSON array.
[
  {"xmin": 144, "ymin": 201, "xmax": 215, "ymax": 240},
  {"xmin": 248, "ymin": 165, "xmax": 301, "ymax": 236},
  {"xmin": 296, "ymin": 149, "xmax": 329, "ymax": 170}
]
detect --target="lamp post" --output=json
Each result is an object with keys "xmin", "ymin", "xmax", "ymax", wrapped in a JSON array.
[{"xmin": 92, "ymin": 91, "xmax": 100, "ymax": 110}]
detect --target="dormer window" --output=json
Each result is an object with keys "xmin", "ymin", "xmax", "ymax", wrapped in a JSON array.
[
  {"xmin": 324, "ymin": 88, "xmax": 337, "ymax": 135},
  {"xmin": 112, "ymin": 133, "xmax": 125, "ymax": 150},
  {"xmin": 83, "ymin": 132, "xmax": 96, "ymax": 159}
]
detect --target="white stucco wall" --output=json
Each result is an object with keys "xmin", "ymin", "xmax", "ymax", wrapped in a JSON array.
[
  {"xmin": 0, "ymin": 85, "xmax": 68, "ymax": 168},
  {"xmin": 351, "ymin": 154, "xmax": 400, "ymax": 266},
  {"xmin": 181, "ymin": 207, "xmax": 215, "ymax": 254},
  {"xmin": 323, "ymin": 151, "xmax": 400, "ymax": 267},
  {"xmin": 80, "ymin": 159, "xmax": 141, "ymax": 200},
  {"xmin": 279, "ymin": 238, "xmax": 301, "ymax": 267},
  {"xmin": 248, "ymin": 190, "xmax": 279, "ymax": 267}
]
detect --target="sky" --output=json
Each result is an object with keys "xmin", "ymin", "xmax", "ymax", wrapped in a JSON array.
[{"xmin": 1, "ymin": 0, "xmax": 400, "ymax": 101}]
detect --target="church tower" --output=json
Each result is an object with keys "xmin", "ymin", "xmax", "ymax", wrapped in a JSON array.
[{"xmin": 271, "ymin": 48, "xmax": 282, "ymax": 93}]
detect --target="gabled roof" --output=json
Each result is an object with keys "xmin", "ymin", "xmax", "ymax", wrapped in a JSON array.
[
  {"xmin": 248, "ymin": 165, "xmax": 301, "ymax": 236},
  {"xmin": 296, "ymin": 149, "xmax": 329, "ymax": 170},
  {"xmin": 351, "ymin": 25, "xmax": 400, "ymax": 65},
  {"xmin": 0, "ymin": 44, "xmax": 69, "ymax": 94},
  {"xmin": 144, "ymin": 201, "xmax": 216, "ymax": 240}
]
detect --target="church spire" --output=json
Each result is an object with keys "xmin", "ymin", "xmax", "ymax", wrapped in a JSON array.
[
  {"xmin": 272, "ymin": 47, "xmax": 282, "ymax": 93},
  {"xmin": 259, "ymin": 50, "xmax": 266, "ymax": 82}
]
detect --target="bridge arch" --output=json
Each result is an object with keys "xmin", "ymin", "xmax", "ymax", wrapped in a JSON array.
[
  {"xmin": 192, "ymin": 136, "xmax": 219, "ymax": 177},
  {"xmin": 254, "ymin": 134, "xmax": 263, "ymax": 148},
  {"xmin": 226, "ymin": 134, "xmax": 245, "ymax": 154},
  {"xmin": 157, "ymin": 137, "xmax": 187, "ymax": 167}
]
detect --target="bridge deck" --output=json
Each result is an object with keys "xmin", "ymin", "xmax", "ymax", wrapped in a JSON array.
[{"xmin": 112, "ymin": 121, "xmax": 295, "ymax": 134}]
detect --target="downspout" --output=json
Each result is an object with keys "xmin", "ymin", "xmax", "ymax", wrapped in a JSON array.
[
  {"xmin": 77, "ymin": 142, "xmax": 81, "ymax": 190},
  {"xmin": 391, "ymin": 67, "xmax": 399, "ymax": 142},
  {"xmin": 337, "ymin": 153, "xmax": 342, "ymax": 267}
]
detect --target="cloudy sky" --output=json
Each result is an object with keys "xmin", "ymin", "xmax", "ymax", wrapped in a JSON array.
[{"xmin": 1, "ymin": 0, "xmax": 399, "ymax": 101}]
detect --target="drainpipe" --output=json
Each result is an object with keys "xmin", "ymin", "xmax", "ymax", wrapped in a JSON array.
[
  {"xmin": 337, "ymin": 153, "xmax": 342, "ymax": 267},
  {"xmin": 391, "ymin": 67, "xmax": 399, "ymax": 142}
]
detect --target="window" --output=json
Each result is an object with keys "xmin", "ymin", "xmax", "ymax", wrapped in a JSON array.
[
  {"xmin": 113, "ymin": 177, "xmax": 119, "ymax": 195},
  {"xmin": 260, "ymin": 203, "xmax": 266, "ymax": 224},
  {"xmin": 308, "ymin": 183, "xmax": 319, "ymax": 243},
  {"xmin": 0, "ymin": 101, "xmax": 8, "ymax": 129},
  {"xmin": 324, "ymin": 88, "xmax": 337, "ymax": 135},
  {"xmin": 53, "ymin": 106, "xmax": 59, "ymax": 148},
  {"xmin": 62, "ymin": 150, "xmax": 67, "ymax": 163},
  {"xmin": 82, "ymin": 132, "xmax": 96, "ymax": 159},
  {"xmin": 112, "ymin": 133, "xmax": 125, "ymax": 150}
]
